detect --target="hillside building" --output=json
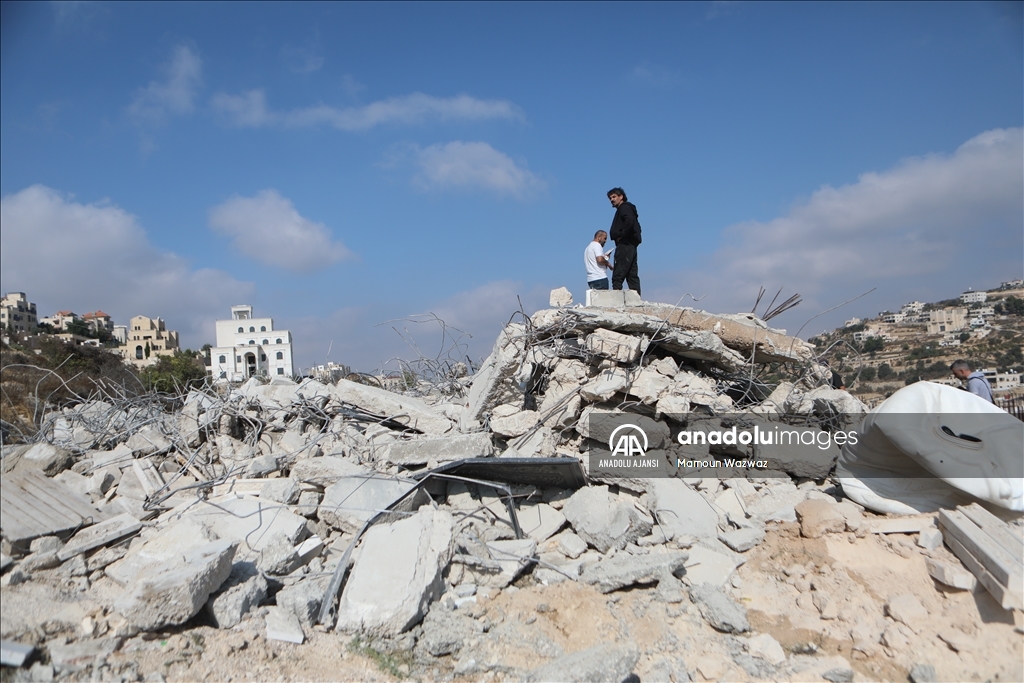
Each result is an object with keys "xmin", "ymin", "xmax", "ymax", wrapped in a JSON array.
[
  {"xmin": 926, "ymin": 307, "xmax": 967, "ymax": 334},
  {"xmin": 1, "ymin": 292, "xmax": 38, "ymax": 333},
  {"xmin": 209, "ymin": 305, "xmax": 294, "ymax": 382},
  {"xmin": 82, "ymin": 311, "xmax": 114, "ymax": 335},
  {"xmin": 118, "ymin": 315, "xmax": 180, "ymax": 369},
  {"xmin": 40, "ymin": 310, "xmax": 79, "ymax": 331},
  {"xmin": 960, "ymin": 290, "xmax": 987, "ymax": 305}
]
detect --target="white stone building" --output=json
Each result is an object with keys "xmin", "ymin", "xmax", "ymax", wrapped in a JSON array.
[
  {"xmin": 960, "ymin": 290, "xmax": 987, "ymax": 305},
  {"xmin": 118, "ymin": 315, "xmax": 180, "ymax": 369},
  {"xmin": 209, "ymin": 305, "xmax": 294, "ymax": 382},
  {"xmin": 1, "ymin": 292, "xmax": 38, "ymax": 333}
]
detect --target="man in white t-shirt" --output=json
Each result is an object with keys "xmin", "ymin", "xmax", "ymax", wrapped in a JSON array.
[{"xmin": 584, "ymin": 230, "xmax": 613, "ymax": 289}]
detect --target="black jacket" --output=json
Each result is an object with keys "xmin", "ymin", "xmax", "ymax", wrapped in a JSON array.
[{"xmin": 609, "ymin": 201, "xmax": 642, "ymax": 246}]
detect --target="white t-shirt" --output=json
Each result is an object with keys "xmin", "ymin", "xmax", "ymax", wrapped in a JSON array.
[{"xmin": 584, "ymin": 241, "xmax": 608, "ymax": 281}]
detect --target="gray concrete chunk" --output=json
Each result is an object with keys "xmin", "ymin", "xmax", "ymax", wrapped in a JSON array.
[
  {"xmin": 562, "ymin": 486, "xmax": 653, "ymax": 554},
  {"xmin": 690, "ymin": 583, "xmax": 750, "ymax": 633},
  {"xmin": 290, "ymin": 456, "xmax": 369, "ymax": 487},
  {"xmin": 581, "ymin": 551, "xmax": 688, "ymax": 593},
  {"xmin": 646, "ymin": 478, "xmax": 720, "ymax": 543},
  {"xmin": 319, "ymin": 474, "xmax": 417, "ymax": 533},
  {"xmin": 336, "ymin": 508, "xmax": 453, "ymax": 637},
  {"xmin": 206, "ymin": 562, "xmax": 267, "ymax": 629},
  {"xmin": 526, "ymin": 643, "xmax": 640, "ymax": 683},
  {"xmin": 265, "ymin": 606, "xmax": 305, "ymax": 644},
  {"xmin": 385, "ymin": 432, "xmax": 493, "ymax": 466},
  {"xmin": 331, "ymin": 379, "xmax": 453, "ymax": 435}
]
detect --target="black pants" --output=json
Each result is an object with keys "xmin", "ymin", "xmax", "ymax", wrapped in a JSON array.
[{"xmin": 612, "ymin": 243, "xmax": 640, "ymax": 295}]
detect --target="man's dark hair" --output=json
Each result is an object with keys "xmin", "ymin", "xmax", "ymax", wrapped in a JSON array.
[
  {"xmin": 950, "ymin": 359, "xmax": 972, "ymax": 372},
  {"xmin": 607, "ymin": 187, "xmax": 627, "ymax": 201},
  {"xmin": 593, "ymin": 230, "xmax": 607, "ymax": 239}
]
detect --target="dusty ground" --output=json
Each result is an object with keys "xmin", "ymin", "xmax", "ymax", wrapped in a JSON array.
[{"xmin": 4, "ymin": 513, "xmax": 1020, "ymax": 682}]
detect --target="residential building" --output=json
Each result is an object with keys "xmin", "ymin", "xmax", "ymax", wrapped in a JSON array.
[
  {"xmin": 960, "ymin": 290, "xmax": 987, "ymax": 305},
  {"xmin": 901, "ymin": 301, "xmax": 925, "ymax": 315},
  {"xmin": 119, "ymin": 315, "xmax": 180, "ymax": 368},
  {"xmin": 926, "ymin": 308, "xmax": 967, "ymax": 334},
  {"xmin": 1, "ymin": 292, "xmax": 38, "ymax": 333},
  {"xmin": 112, "ymin": 325, "xmax": 128, "ymax": 345},
  {"xmin": 209, "ymin": 305, "xmax": 294, "ymax": 382},
  {"xmin": 311, "ymin": 362, "xmax": 351, "ymax": 383},
  {"xmin": 981, "ymin": 369, "xmax": 1023, "ymax": 392},
  {"xmin": 40, "ymin": 310, "xmax": 79, "ymax": 331},
  {"xmin": 844, "ymin": 317, "xmax": 862, "ymax": 327},
  {"xmin": 881, "ymin": 312, "xmax": 905, "ymax": 324},
  {"xmin": 82, "ymin": 311, "xmax": 114, "ymax": 335}
]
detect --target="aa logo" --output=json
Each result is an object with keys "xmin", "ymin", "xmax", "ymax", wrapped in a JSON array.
[{"xmin": 608, "ymin": 424, "xmax": 648, "ymax": 457}]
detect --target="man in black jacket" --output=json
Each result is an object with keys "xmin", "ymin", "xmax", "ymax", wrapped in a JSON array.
[{"xmin": 607, "ymin": 187, "xmax": 641, "ymax": 296}]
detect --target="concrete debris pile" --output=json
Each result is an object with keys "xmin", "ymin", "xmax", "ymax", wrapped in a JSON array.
[{"xmin": 1, "ymin": 292, "xmax": 1021, "ymax": 682}]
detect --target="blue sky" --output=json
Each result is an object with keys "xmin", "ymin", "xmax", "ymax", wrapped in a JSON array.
[{"xmin": 2, "ymin": 1, "xmax": 1021, "ymax": 373}]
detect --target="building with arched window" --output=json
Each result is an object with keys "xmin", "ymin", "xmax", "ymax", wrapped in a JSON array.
[
  {"xmin": 117, "ymin": 315, "xmax": 181, "ymax": 369},
  {"xmin": 208, "ymin": 305, "xmax": 294, "ymax": 382}
]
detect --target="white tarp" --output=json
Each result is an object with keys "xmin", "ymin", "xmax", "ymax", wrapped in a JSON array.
[{"xmin": 837, "ymin": 382, "xmax": 1024, "ymax": 515}]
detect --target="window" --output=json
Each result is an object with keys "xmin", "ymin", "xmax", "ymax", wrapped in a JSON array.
[
  {"xmin": 236, "ymin": 356, "xmax": 241, "ymax": 362},
  {"xmin": 249, "ymin": 326, "xmax": 255, "ymax": 332},
  {"xmin": 276, "ymin": 351, "xmax": 283, "ymax": 360},
  {"xmin": 262, "ymin": 339, "xmax": 268, "ymax": 345},
  {"xmin": 219, "ymin": 372, "xmax": 226, "ymax": 379},
  {"xmin": 277, "ymin": 368, "xmax": 284, "ymax": 375},
  {"xmin": 260, "ymin": 326, "xmax": 266, "ymax": 332},
  {"xmin": 237, "ymin": 326, "xmax": 243, "ymax": 333},
  {"xmin": 260, "ymin": 353, "xmax": 266, "ymax": 361},
  {"xmin": 218, "ymin": 355, "xmax": 226, "ymax": 363},
  {"xmin": 276, "ymin": 338, "xmax": 282, "ymax": 344},
  {"xmin": 249, "ymin": 340, "xmax": 255, "ymax": 345},
  {"xmin": 135, "ymin": 345, "xmax": 143, "ymax": 359}
]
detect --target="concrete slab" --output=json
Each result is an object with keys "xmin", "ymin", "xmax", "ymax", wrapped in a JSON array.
[
  {"xmin": 290, "ymin": 456, "xmax": 370, "ymax": 487},
  {"xmin": 385, "ymin": 433, "xmax": 493, "ymax": 466},
  {"xmin": 335, "ymin": 508, "xmax": 454, "ymax": 637},
  {"xmin": 646, "ymin": 478, "xmax": 720, "ymax": 543},
  {"xmin": 331, "ymin": 379, "xmax": 453, "ymax": 435},
  {"xmin": 562, "ymin": 486, "xmax": 653, "ymax": 554},
  {"xmin": 265, "ymin": 606, "xmax": 305, "ymax": 644},
  {"xmin": 581, "ymin": 550, "xmax": 688, "ymax": 593},
  {"xmin": 319, "ymin": 474, "xmax": 418, "ymax": 533}
]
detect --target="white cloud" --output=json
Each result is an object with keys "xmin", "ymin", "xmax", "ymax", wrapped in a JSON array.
[
  {"xmin": 208, "ymin": 190, "xmax": 353, "ymax": 272},
  {"xmin": 211, "ymin": 90, "xmax": 523, "ymax": 130},
  {"xmin": 412, "ymin": 141, "xmax": 546, "ymax": 197},
  {"xmin": 0, "ymin": 185, "xmax": 253, "ymax": 348},
  {"xmin": 647, "ymin": 127, "xmax": 1024, "ymax": 335},
  {"xmin": 280, "ymin": 45, "xmax": 324, "ymax": 74},
  {"xmin": 128, "ymin": 45, "xmax": 203, "ymax": 126}
]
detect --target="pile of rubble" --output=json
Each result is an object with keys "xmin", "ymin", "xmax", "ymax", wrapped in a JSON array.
[{"xmin": 1, "ymin": 291, "xmax": 1021, "ymax": 682}]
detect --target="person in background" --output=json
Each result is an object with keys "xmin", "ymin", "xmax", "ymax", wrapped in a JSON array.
[
  {"xmin": 584, "ymin": 230, "xmax": 612, "ymax": 290},
  {"xmin": 950, "ymin": 359, "xmax": 994, "ymax": 403},
  {"xmin": 607, "ymin": 187, "xmax": 641, "ymax": 296}
]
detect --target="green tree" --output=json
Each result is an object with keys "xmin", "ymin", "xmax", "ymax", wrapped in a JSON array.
[
  {"xmin": 877, "ymin": 363, "xmax": 894, "ymax": 380},
  {"xmin": 140, "ymin": 350, "xmax": 208, "ymax": 394},
  {"xmin": 860, "ymin": 366, "xmax": 876, "ymax": 382},
  {"xmin": 958, "ymin": 332, "xmax": 970, "ymax": 343},
  {"xmin": 862, "ymin": 337, "xmax": 884, "ymax": 354},
  {"xmin": 144, "ymin": 341, "xmax": 151, "ymax": 359}
]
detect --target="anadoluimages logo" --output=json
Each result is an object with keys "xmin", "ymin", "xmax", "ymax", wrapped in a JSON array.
[{"xmin": 608, "ymin": 423, "xmax": 648, "ymax": 457}]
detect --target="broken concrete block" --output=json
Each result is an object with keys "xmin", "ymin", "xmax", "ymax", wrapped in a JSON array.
[
  {"xmin": 885, "ymin": 594, "xmax": 929, "ymax": 633},
  {"xmin": 719, "ymin": 527, "xmax": 765, "ymax": 553},
  {"xmin": 585, "ymin": 328, "xmax": 642, "ymax": 363},
  {"xmin": 627, "ymin": 368, "xmax": 672, "ymax": 404},
  {"xmin": 561, "ymin": 486, "xmax": 653, "ymax": 554},
  {"xmin": 29, "ymin": 536, "xmax": 63, "ymax": 554},
  {"xmin": 290, "ymin": 456, "xmax": 370, "ymax": 487},
  {"xmin": 0, "ymin": 639, "xmax": 34, "ymax": 667},
  {"xmin": 57, "ymin": 513, "xmax": 141, "ymax": 561},
  {"xmin": 690, "ymin": 583, "xmax": 750, "ymax": 633},
  {"xmin": 276, "ymin": 578, "xmax": 325, "ymax": 627},
  {"xmin": 386, "ymin": 432, "xmax": 493, "ymax": 466},
  {"xmin": 683, "ymin": 545, "xmax": 739, "ymax": 587},
  {"xmin": 191, "ymin": 496, "xmax": 308, "ymax": 552},
  {"xmin": 259, "ymin": 478, "xmax": 299, "ymax": 505},
  {"xmin": 465, "ymin": 323, "xmax": 528, "ymax": 424},
  {"xmin": 246, "ymin": 454, "xmax": 278, "ymax": 478},
  {"xmin": 747, "ymin": 633, "xmax": 786, "ymax": 665},
  {"xmin": 795, "ymin": 499, "xmax": 847, "ymax": 538},
  {"xmin": 549, "ymin": 287, "xmax": 573, "ymax": 307},
  {"xmin": 525, "ymin": 643, "xmax": 640, "ymax": 683},
  {"xmin": 13, "ymin": 443, "xmax": 74, "ymax": 477},
  {"xmin": 585, "ymin": 290, "xmax": 630, "ymax": 308},
  {"xmin": 556, "ymin": 531, "xmax": 589, "ymax": 559},
  {"xmin": 265, "ymin": 606, "xmax": 305, "ymax": 644},
  {"xmin": 47, "ymin": 637, "xmax": 121, "ymax": 674},
  {"xmin": 581, "ymin": 550, "xmax": 688, "ymax": 593},
  {"xmin": 917, "ymin": 527, "xmax": 943, "ymax": 550},
  {"xmin": 206, "ymin": 562, "xmax": 267, "ymax": 629},
  {"xmin": 296, "ymin": 490, "xmax": 321, "ymax": 518},
  {"xmin": 646, "ymin": 478, "xmax": 720, "ymax": 543},
  {"xmin": 925, "ymin": 558, "xmax": 977, "ymax": 591},
  {"xmin": 113, "ymin": 538, "xmax": 237, "ymax": 631},
  {"xmin": 256, "ymin": 531, "xmax": 300, "ymax": 575},
  {"xmin": 319, "ymin": 474, "xmax": 417, "ymax": 534},
  {"xmin": 331, "ymin": 378, "xmax": 454, "ymax": 435},
  {"xmin": 462, "ymin": 538, "xmax": 538, "ymax": 588},
  {"xmin": 336, "ymin": 507, "xmax": 454, "ymax": 637},
  {"xmin": 125, "ymin": 426, "xmax": 172, "ymax": 456},
  {"xmin": 21, "ymin": 550, "xmax": 61, "ymax": 573},
  {"xmin": 53, "ymin": 470, "xmax": 92, "ymax": 500},
  {"xmin": 489, "ymin": 410, "xmax": 541, "ymax": 439},
  {"xmin": 519, "ymin": 503, "xmax": 566, "ymax": 543}
]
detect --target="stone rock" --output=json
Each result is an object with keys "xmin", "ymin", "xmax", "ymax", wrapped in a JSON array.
[
  {"xmin": 519, "ymin": 503, "xmax": 566, "ymax": 543},
  {"xmin": 113, "ymin": 538, "xmax": 237, "ymax": 631},
  {"xmin": 265, "ymin": 606, "xmax": 305, "ymax": 644},
  {"xmin": 47, "ymin": 637, "xmax": 121, "ymax": 674},
  {"xmin": 555, "ymin": 531, "xmax": 589, "ymax": 559},
  {"xmin": 651, "ymin": 356, "xmax": 678, "ymax": 377},
  {"xmin": 886, "ymin": 594, "xmax": 929, "ymax": 633},
  {"xmin": 561, "ymin": 486, "xmax": 653, "ymax": 553},
  {"xmin": 464, "ymin": 538, "xmax": 537, "ymax": 588},
  {"xmin": 30, "ymin": 536, "xmax": 63, "ymax": 553},
  {"xmin": 795, "ymin": 499, "xmax": 846, "ymax": 538},
  {"xmin": 332, "ymin": 378, "xmax": 453, "ymax": 435},
  {"xmin": 246, "ymin": 454, "xmax": 278, "ymax": 478},
  {"xmin": 336, "ymin": 507, "xmax": 454, "ymax": 637},
  {"xmin": 627, "ymin": 368, "xmax": 672, "ymax": 405},
  {"xmin": 525, "ymin": 643, "xmax": 640, "ymax": 683},
  {"xmin": 580, "ymin": 550, "xmax": 688, "ymax": 593},
  {"xmin": 290, "ymin": 456, "xmax": 369, "ymax": 487},
  {"xmin": 549, "ymin": 287, "xmax": 573, "ymax": 307},
  {"xmin": 386, "ymin": 433, "xmax": 493, "ymax": 466},
  {"xmin": 909, "ymin": 663, "xmax": 936, "ymax": 683},
  {"xmin": 917, "ymin": 527, "xmax": 943, "ymax": 550},
  {"xmin": 276, "ymin": 578, "xmax": 325, "ymax": 627},
  {"xmin": 585, "ymin": 328, "xmax": 643, "ymax": 363},
  {"xmin": 13, "ymin": 443, "xmax": 74, "ymax": 477},
  {"xmin": 683, "ymin": 545, "xmax": 739, "ymax": 587},
  {"xmin": 747, "ymin": 633, "xmax": 786, "ymax": 665},
  {"xmin": 206, "ymin": 562, "xmax": 267, "ymax": 628},
  {"xmin": 812, "ymin": 590, "xmax": 838, "ymax": 620},
  {"xmin": 185, "ymin": 496, "xmax": 307, "ymax": 551},
  {"xmin": 296, "ymin": 490, "xmax": 321, "ymax": 518},
  {"xmin": 646, "ymin": 478, "xmax": 720, "ymax": 543},
  {"xmin": 21, "ymin": 550, "xmax": 61, "ymax": 573},
  {"xmin": 256, "ymin": 531, "xmax": 300, "ymax": 575},
  {"xmin": 260, "ymin": 478, "xmax": 300, "ymax": 505},
  {"xmin": 319, "ymin": 474, "xmax": 418, "ymax": 533},
  {"xmin": 690, "ymin": 583, "xmax": 750, "ymax": 633},
  {"xmin": 490, "ymin": 410, "xmax": 540, "ymax": 439},
  {"xmin": 579, "ymin": 367, "xmax": 632, "ymax": 402},
  {"xmin": 822, "ymin": 667, "xmax": 855, "ymax": 683},
  {"xmin": 924, "ymin": 558, "xmax": 976, "ymax": 591},
  {"xmin": 465, "ymin": 323, "xmax": 528, "ymax": 424},
  {"xmin": 755, "ymin": 427, "xmax": 840, "ymax": 479},
  {"xmin": 719, "ymin": 527, "xmax": 765, "ymax": 552}
]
